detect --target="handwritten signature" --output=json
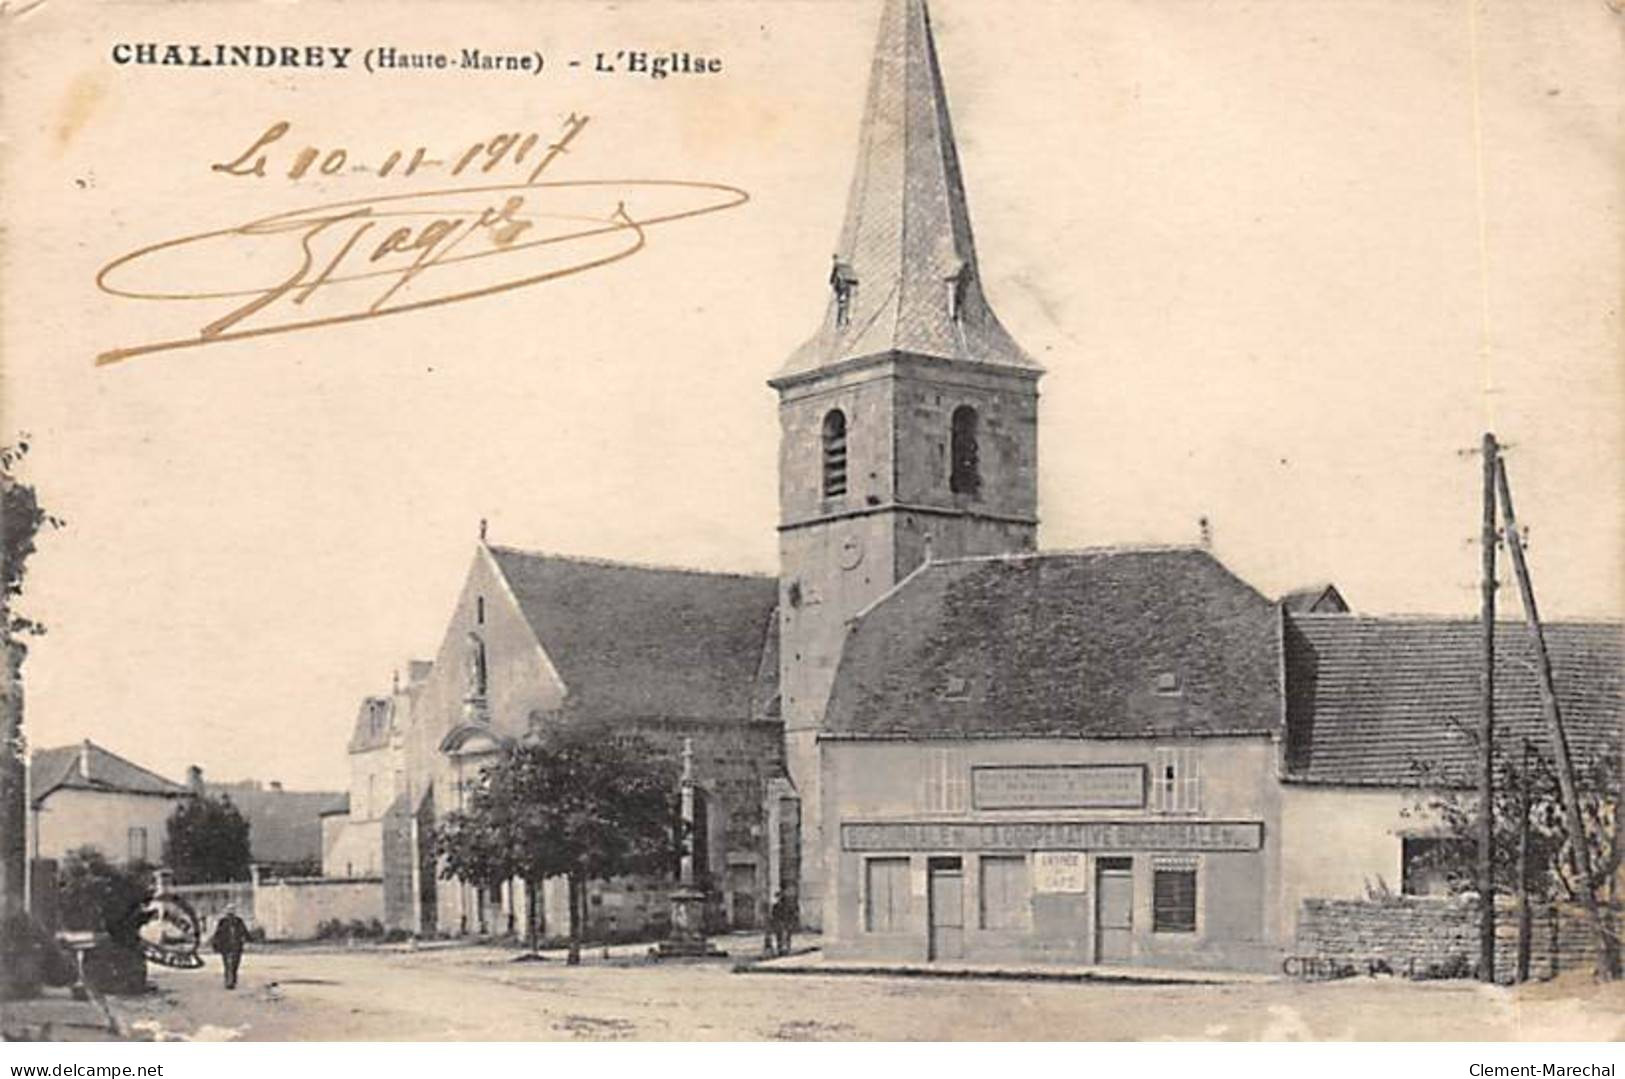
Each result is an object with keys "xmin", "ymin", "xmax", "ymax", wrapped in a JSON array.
[{"xmin": 95, "ymin": 115, "xmax": 749, "ymax": 366}]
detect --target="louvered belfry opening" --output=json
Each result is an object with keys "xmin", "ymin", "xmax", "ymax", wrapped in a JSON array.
[
  {"xmin": 949, "ymin": 405, "xmax": 980, "ymax": 495},
  {"xmin": 822, "ymin": 409, "xmax": 849, "ymax": 497}
]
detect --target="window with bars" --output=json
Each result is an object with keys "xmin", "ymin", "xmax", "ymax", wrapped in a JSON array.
[
  {"xmin": 1153, "ymin": 868, "xmax": 1197, "ymax": 933},
  {"xmin": 979, "ymin": 856, "xmax": 1029, "ymax": 930},
  {"xmin": 865, "ymin": 857, "xmax": 911, "ymax": 932},
  {"xmin": 1150, "ymin": 747, "xmax": 1201, "ymax": 814},
  {"xmin": 822, "ymin": 409, "xmax": 848, "ymax": 497},
  {"xmin": 922, "ymin": 748, "xmax": 966, "ymax": 813}
]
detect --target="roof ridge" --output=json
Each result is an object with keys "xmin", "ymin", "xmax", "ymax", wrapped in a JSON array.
[
  {"xmin": 933, "ymin": 544, "xmax": 1207, "ymax": 566},
  {"xmin": 87, "ymin": 742, "xmax": 189, "ymax": 792},
  {"xmin": 484, "ymin": 543, "xmax": 773, "ymax": 582},
  {"xmin": 849, "ymin": 551, "xmax": 940, "ymax": 626},
  {"xmin": 33, "ymin": 740, "xmax": 187, "ymax": 795},
  {"xmin": 1289, "ymin": 612, "xmax": 1624, "ymax": 628}
]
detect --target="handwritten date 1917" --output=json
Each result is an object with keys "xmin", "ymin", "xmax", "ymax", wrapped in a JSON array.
[
  {"xmin": 212, "ymin": 113, "xmax": 590, "ymax": 184},
  {"xmin": 96, "ymin": 115, "xmax": 748, "ymax": 366}
]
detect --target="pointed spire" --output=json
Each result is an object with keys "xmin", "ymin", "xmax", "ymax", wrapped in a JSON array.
[{"xmin": 777, "ymin": 0, "xmax": 1038, "ymax": 382}]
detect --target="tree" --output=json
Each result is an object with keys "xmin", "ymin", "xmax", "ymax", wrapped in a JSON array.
[
  {"xmin": 164, "ymin": 795, "xmax": 253, "ymax": 884},
  {"xmin": 56, "ymin": 848, "xmax": 154, "ymax": 995},
  {"xmin": 1411, "ymin": 743, "xmax": 1620, "ymax": 980},
  {"xmin": 434, "ymin": 725, "xmax": 681, "ymax": 964},
  {"xmin": 0, "ymin": 436, "xmax": 63, "ymax": 929},
  {"xmin": 57, "ymin": 847, "xmax": 153, "ymax": 945}
]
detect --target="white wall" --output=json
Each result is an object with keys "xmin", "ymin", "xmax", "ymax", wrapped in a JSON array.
[
  {"xmin": 256, "ymin": 877, "xmax": 385, "ymax": 940},
  {"xmin": 321, "ymin": 816, "xmax": 383, "ymax": 878},
  {"xmin": 30, "ymin": 788, "xmax": 185, "ymax": 865},
  {"xmin": 1277, "ymin": 784, "xmax": 1443, "ymax": 941}
]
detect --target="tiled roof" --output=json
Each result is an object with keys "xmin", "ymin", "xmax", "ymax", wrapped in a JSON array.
[
  {"xmin": 487, "ymin": 547, "xmax": 780, "ymax": 722},
  {"xmin": 1281, "ymin": 584, "xmax": 1348, "ymax": 614},
  {"xmin": 1283, "ymin": 615, "xmax": 1624, "ymax": 787},
  {"xmin": 205, "ymin": 781, "xmax": 347, "ymax": 865},
  {"xmin": 776, "ymin": 0, "xmax": 1038, "ymax": 382},
  {"xmin": 825, "ymin": 548, "xmax": 1282, "ymax": 738},
  {"xmin": 29, "ymin": 741, "xmax": 190, "ymax": 805}
]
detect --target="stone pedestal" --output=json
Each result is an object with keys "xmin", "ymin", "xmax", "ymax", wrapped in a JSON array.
[
  {"xmin": 656, "ymin": 885, "xmax": 724, "ymax": 958},
  {"xmin": 656, "ymin": 738, "xmax": 726, "ymax": 959}
]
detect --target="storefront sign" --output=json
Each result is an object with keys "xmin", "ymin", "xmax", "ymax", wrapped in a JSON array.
[
  {"xmin": 841, "ymin": 820, "xmax": 1264, "ymax": 853},
  {"xmin": 972, "ymin": 765, "xmax": 1145, "ymax": 809},
  {"xmin": 1032, "ymin": 852, "xmax": 1088, "ymax": 892}
]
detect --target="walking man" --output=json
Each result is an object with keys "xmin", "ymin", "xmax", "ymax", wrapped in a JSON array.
[
  {"xmin": 770, "ymin": 891, "xmax": 797, "ymax": 957},
  {"xmin": 210, "ymin": 905, "xmax": 250, "ymax": 990}
]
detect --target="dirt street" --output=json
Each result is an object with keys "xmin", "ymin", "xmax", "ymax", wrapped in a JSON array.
[{"xmin": 109, "ymin": 937, "xmax": 1625, "ymax": 1042}]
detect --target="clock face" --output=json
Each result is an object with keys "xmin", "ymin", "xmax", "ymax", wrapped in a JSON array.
[{"xmin": 839, "ymin": 535, "xmax": 865, "ymax": 570}]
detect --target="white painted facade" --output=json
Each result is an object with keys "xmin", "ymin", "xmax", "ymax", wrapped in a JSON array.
[{"xmin": 29, "ymin": 786, "xmax": 185, "ymax": 866}]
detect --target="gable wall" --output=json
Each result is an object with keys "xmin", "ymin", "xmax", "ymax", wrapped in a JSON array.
[{"xmin": 31, "ymin": 788, "xmax": 186, "ymax": 865}]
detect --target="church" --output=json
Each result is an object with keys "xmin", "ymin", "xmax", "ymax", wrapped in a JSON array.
[{"xmin": 320, "ymin": 0, "xmax": 1622, "ymax": 970}]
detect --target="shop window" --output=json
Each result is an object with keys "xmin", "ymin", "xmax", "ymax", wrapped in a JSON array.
[
  {"xmin": 1150, "ymin": 747, "xmax": 1201, "ymax": 814},
  {"xmin": 979, "ymin": 856, "xmax": 1029, "ymax": 930},
  {"xmin": 865, "ymin": 857, "xmax": 911, "ymax": 933},
  {"xmin": 1153, "ymin": 868, "xmax": 1197, "ymax": 933},
  {"xmin": 922, "ymin": 749, "xmax": 966, "ymax": 813},
  {"xmin": 127, "ymin": 827, "xmax": 147, "ymax": 864}
]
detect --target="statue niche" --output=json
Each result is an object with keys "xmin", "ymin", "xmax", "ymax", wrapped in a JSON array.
[{"xmin": 463, "ymin": 632, "xmax": 488, "ymax": 721}]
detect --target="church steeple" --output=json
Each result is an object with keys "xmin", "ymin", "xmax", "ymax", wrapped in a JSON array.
[
  {"xmin": 769, "ymin": 0, "xmax": 1042, "ymax": 933},
  {"xmin": 778, "ymin": 0, "xmax": 1038, "ymax": 382}
]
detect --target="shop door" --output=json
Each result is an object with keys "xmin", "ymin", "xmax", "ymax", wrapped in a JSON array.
[
  {"xmin": 928, "ymin": 857, "xmax": 964, "ymax": 961},
  {"xmin": 1095, "ymin": 858, "xmax": 1133, "ymax": 963}
]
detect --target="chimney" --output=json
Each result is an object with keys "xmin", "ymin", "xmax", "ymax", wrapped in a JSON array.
[
  {"xmin": 268, "ymin": 780, "xmax": 283, "ymax": 793},
  {"xmin": 78, "ymin": 739, "xmax": 92, "ymax": 779},
  {"xmin": 186, "ymin": 764, "xmax": 204, "ymax": 794}
]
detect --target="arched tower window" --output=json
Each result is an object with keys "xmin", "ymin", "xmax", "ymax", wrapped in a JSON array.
[
  {"xmin": 822, "ymin": 409, "xmax": 848, "ymax": 497},
  {"xmin": 950, "ymin": 406, "xmax": 981, "ymax": 496}
]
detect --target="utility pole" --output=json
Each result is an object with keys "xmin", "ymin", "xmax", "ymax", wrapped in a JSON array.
[
  {"xmin": 1495, "ymin": 455, "xmax": 1618, "ymax": 980},
  {"xmin": 1478, "ymin": 432, "xmax": 1498, "ymax": 983},
  {"xmin": 1516, "ymin": 739, "xmax": 1533, "ymax": 983}
]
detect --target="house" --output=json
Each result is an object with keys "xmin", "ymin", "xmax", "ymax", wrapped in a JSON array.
[
  {"xmin": 28, "ymin": 740, "xmax": 191, "ymax": 867},
  {"xmin": 200, "ymin": 775, "xmax": 346, "ymax": 875},
  {"xmin": 320, "ymin": 682, "xmax": 412, "ymax": 882}
]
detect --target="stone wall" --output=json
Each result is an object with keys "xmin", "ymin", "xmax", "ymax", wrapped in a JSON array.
[
  {"xmin": 167, "ymin": 880, "xmax": 256, "ymax": 936},
  {"xmin": 255, "ymin": 876, "xmax": 384, "ymax": 941},
  {"xmin": 1296, "ymin": 896, "xmax": 1617, "ymax": 980}
]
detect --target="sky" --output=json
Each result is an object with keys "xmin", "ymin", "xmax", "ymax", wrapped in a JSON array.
[{"xmin": 2, "ymin": 0, "xmax": 1619, "ymax": 791}]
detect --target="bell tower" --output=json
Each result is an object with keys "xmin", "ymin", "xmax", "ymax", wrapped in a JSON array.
[{"xmin": 769, "ymin": 0, "xmax": 1042, "ymax": 929}]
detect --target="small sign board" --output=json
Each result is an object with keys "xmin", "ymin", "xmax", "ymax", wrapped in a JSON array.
[
  {"xmin": 972, "ymin": 765, "xmax": 1145, "ymax": 809},
  {"xmin": 1032, "ymin": 852, "xmax": 1088, "ymax": 893}
]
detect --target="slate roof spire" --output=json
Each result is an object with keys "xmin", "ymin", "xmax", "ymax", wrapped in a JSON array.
[{"xmin": 777, "ymin": 0, "xmax": 1039, "ymax": 381}]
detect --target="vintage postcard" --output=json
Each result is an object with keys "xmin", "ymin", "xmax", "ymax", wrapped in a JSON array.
[{"xmin": 0, "ymin": 0, "xmax": 1621, "ymax": 1052}]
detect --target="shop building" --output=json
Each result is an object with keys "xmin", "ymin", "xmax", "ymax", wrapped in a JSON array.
[{"xmin": 816, "ymin": 548, "xmax": 1287, "ymax": 971}]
